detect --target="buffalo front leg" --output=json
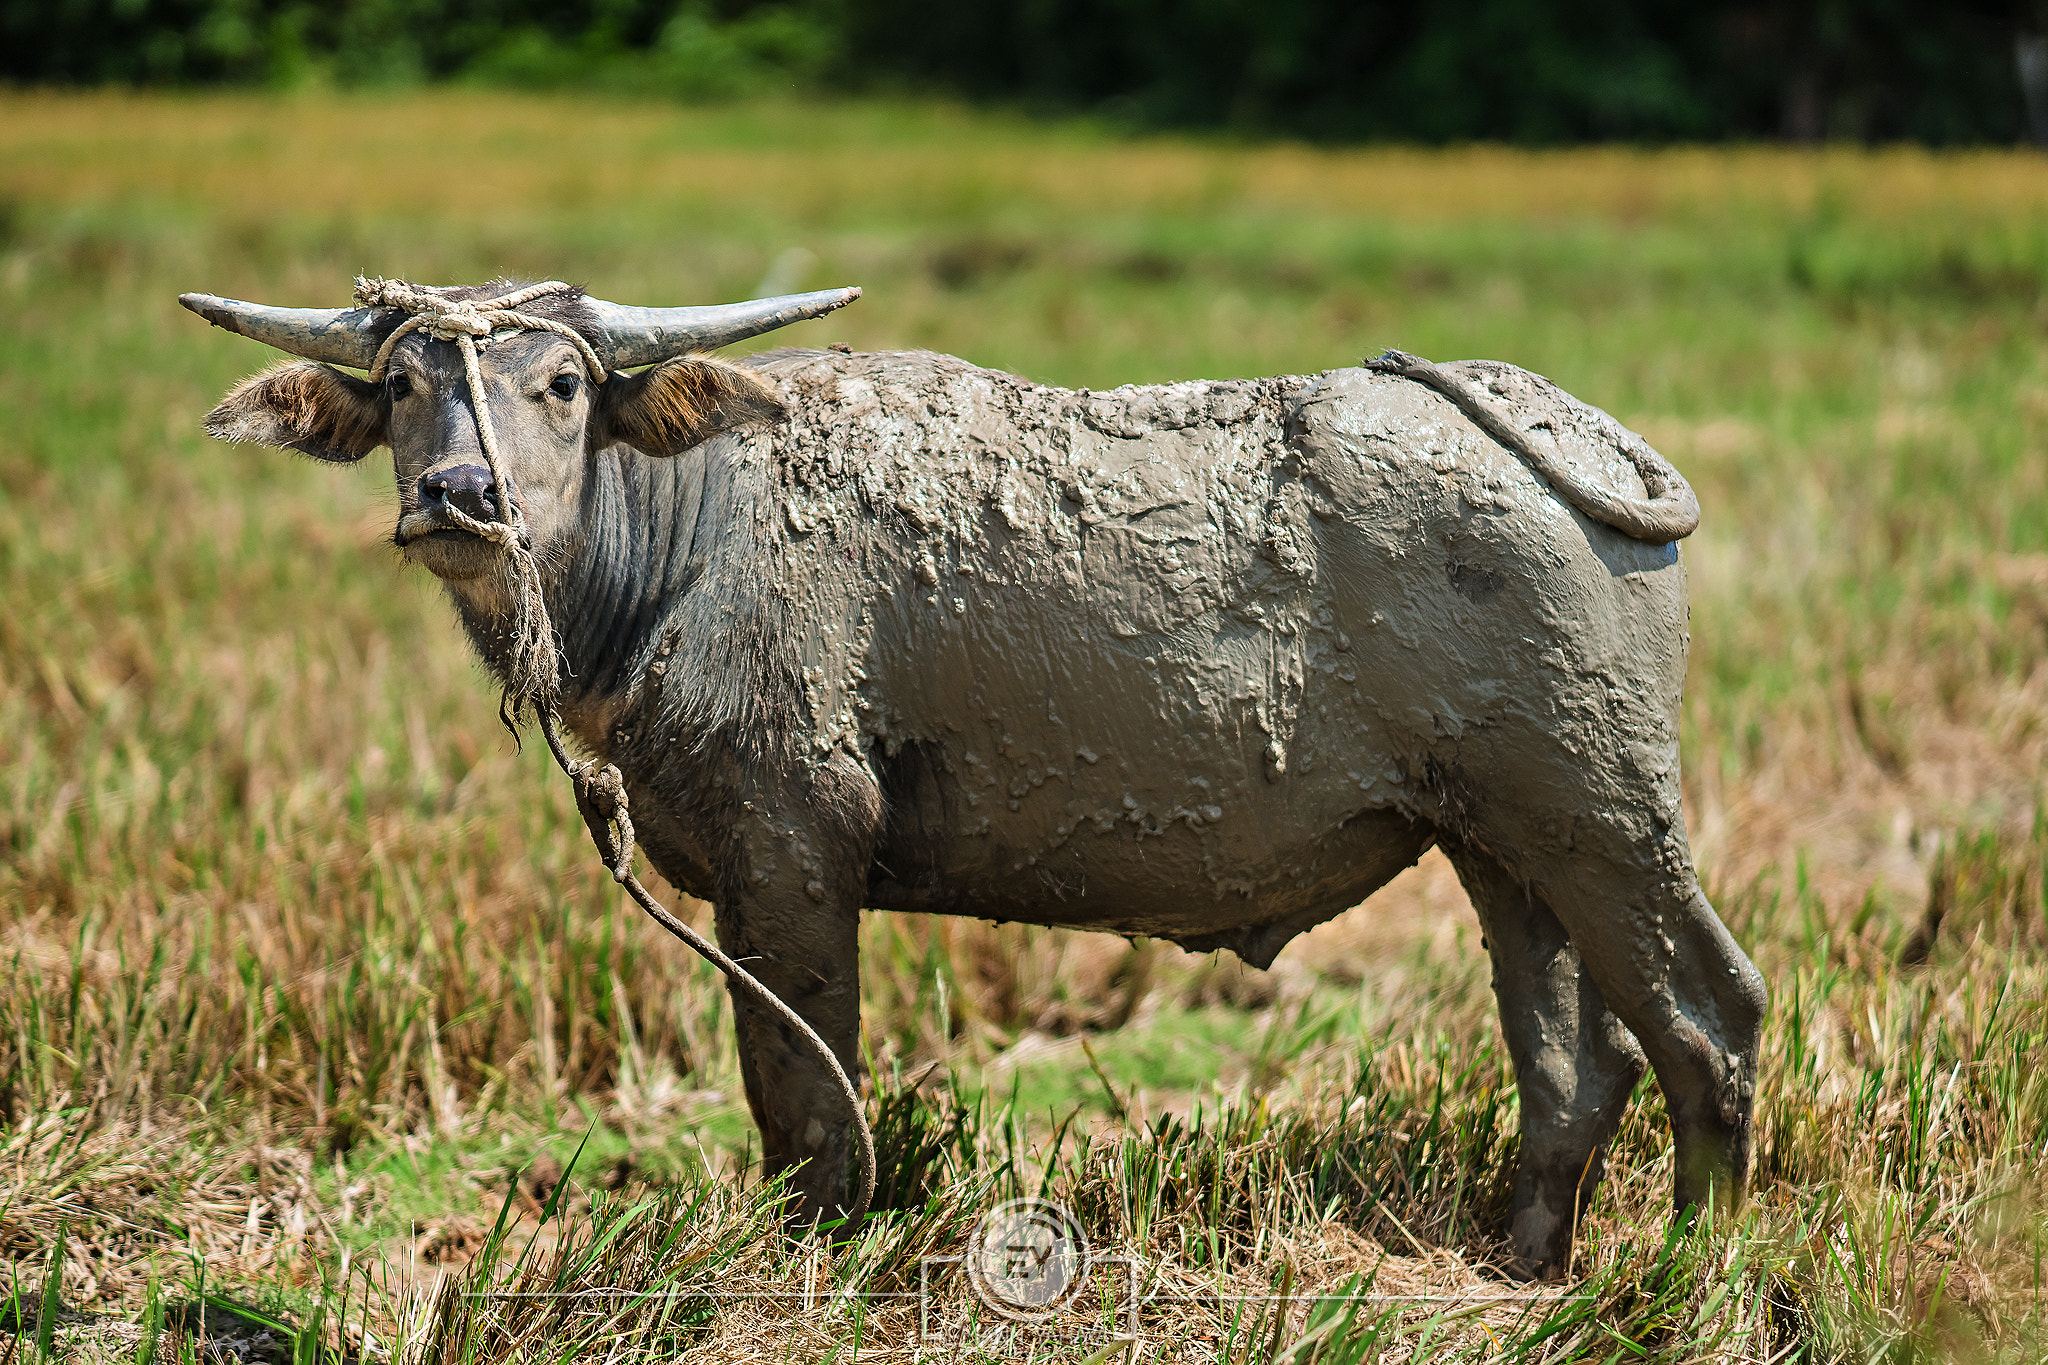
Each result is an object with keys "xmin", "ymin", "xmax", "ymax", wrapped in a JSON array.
[
  {"xmin": 1446, "ymin": 844, "xmax": 1648, "ymax": 1280},
  {"xmin": 713, "ymin": 873, "xmax": 864, "ymax": 1227}
]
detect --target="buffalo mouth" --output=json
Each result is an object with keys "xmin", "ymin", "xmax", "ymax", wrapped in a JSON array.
[
  {"xmin": 396, "ymin": 508, "xmax": 488, "ymax": 547},
  {"xmin": 395, "ymin": 510, "xmax": 500, "ymax": 579},
  {"xmin": 400, "ymin": 525, "xmax": 482, "ymax": 545},
  {"xmin": 391, "ymin": 515, "xmax": 475, "ymax": 548}
]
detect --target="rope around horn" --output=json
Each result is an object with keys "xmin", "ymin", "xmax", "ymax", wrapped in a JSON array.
[{"xmin": 354, "ymin": 276, "xmax": 876, "ymax": 1230}]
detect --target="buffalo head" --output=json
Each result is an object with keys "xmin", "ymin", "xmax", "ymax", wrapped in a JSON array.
[{"xmin": 183, "ymin": 279, "xmax": 858, "ymax": 592}]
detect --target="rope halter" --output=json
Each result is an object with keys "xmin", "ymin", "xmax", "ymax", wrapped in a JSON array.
[
  {"xmin": 353, "ymin": 276, "xmax": 611, "ymax": 720},
  {"xmin": 354, "ymin": 277, "xmax": 608, "ymax": 551}
]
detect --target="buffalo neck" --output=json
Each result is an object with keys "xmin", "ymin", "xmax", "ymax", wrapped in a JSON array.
[
  {"xmin": 551, "ymin": 441, "xmax": 719, "ymax": 715},
  {"xmin": 443, "ymin": 439, "xmax": 716, "ymax": 745},
  {"xmin": 446, "ymin": 432, "xmax": 797, "ymax": 775}
]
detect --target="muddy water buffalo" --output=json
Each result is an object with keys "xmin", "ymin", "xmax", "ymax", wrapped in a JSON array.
[{"xmin": 183, "ymin": 279, "xmax": 1765, "ymax": 1278}]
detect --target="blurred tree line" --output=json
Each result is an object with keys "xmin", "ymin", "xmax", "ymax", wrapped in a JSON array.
[{"xmin": 5, "ymin": 0, "xmax": 2041, "ymax": 144}]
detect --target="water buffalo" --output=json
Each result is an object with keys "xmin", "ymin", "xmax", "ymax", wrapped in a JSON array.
[{"xmin": 182, "ymin": 278, "xmax": 1765, "ymax": 1279}]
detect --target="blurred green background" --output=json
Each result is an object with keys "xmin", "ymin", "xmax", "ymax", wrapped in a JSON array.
[{"xmin": 4, "ymin": 1, "xmax": 2038, "ymax": 144}]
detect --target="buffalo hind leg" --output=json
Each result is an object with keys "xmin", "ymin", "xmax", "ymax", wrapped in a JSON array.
[
  {"xmin": 1447, "ymin": 844, "xmax": 1647, "ymax": 1279},
  {"xmin": 1510, "ymin": 827, "xmax": 1768, "ymax": 1230}
]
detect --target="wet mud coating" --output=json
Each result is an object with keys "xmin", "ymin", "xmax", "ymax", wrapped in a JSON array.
[
  {"xmin": 591, "ymin": 350, "xmax": 1763, "ymax": 1278},
  {"xmin": 740, "ymin": 354, "xmax": 1672, "ymax": 961}
]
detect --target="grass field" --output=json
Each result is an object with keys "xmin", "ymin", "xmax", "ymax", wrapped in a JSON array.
[{"xmin": 4, "ymin": 90, "xmax": 2048, "ymax": 1361}]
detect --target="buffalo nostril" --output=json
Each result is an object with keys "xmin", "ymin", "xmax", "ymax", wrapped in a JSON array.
[{"xmin": 419, "ymin": 464, "xmax": 500, "ymax": 521}]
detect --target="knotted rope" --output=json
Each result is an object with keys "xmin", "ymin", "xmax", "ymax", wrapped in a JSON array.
[
  {"xmin": 355, "ymin": 276, "xmax": 609, "ymax": 722},
  {"xmin": 357, "ymin": 277, "xmax": 875, "ymax": 1230}
]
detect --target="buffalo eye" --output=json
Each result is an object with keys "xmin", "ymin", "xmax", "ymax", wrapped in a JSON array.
[
  {"xmin": 548, "ymin": 373, "xmax": 581, "ymax": 401},
  {"xmin": 387, "ymin": 370, "xmax": 413, "ymax": 400}
]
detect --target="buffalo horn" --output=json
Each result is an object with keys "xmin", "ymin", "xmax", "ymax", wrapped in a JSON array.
[
  {"xmin": 179, "ymin": 284, "xmax": 862, "ymax": 371},
  {"xmin": 588, "ymin": 287, "xmax": 861, "ymax": 368},
  {"xmin": 177, "ymin": 294, "xmax": 392, "ymax": 369}
]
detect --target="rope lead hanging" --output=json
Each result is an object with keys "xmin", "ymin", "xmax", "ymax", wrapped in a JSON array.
[{"xmin": 360, "ymin": 278, "xmax": 877, "ymax": 1229}]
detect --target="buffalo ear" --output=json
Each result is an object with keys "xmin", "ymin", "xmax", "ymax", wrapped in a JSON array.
[
  {"xmin": 596, "ymin": 354, "xmax": 785, "ymax": 457},
  {"xmin": 203, "ymin": 361, "xmax": 387, "ymax": 463}
]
